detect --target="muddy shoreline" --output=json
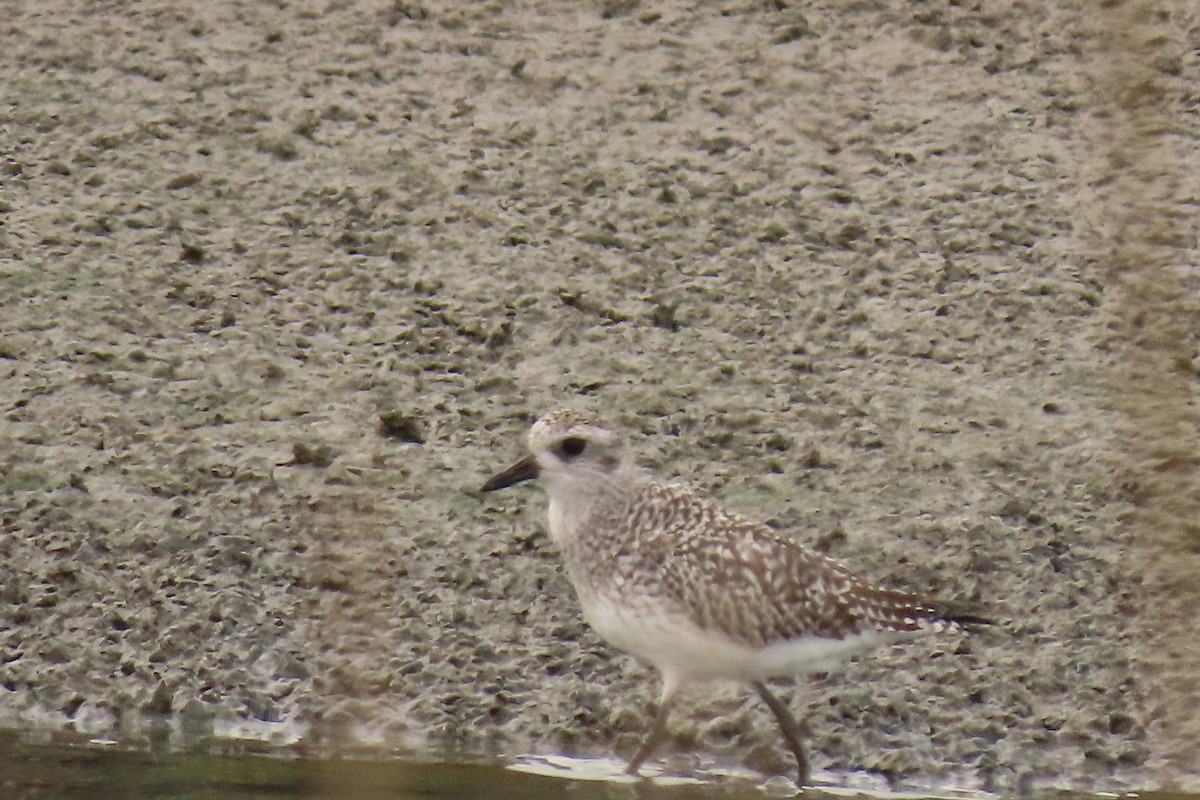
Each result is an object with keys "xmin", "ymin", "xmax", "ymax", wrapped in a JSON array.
[{"xmin": 3, "ymin": 1, "xmax": 1198, "ymax": 793}]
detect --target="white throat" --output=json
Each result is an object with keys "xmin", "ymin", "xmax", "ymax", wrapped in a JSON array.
[{"xmin": 541, "ymin": 463, "xmax": 639, "ymax": 548}]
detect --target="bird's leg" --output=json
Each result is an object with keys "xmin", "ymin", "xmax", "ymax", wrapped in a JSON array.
[
  {"xmin": 753, "ymin": 681, "xmax": 811, "ymax": 788},
  {"xmin": 624, "ymin": 688, "xmax": 678, "ymax": 776}
]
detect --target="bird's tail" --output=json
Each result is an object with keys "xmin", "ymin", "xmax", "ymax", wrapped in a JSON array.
[
  {"xmin": 856, "ymin": 585, "xmax": 993, "ymax": 633},
  {"xmin": 928, "ymin": 601, "xmax": 993, "ymax": 629}
]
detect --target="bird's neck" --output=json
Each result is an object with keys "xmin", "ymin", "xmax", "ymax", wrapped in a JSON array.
[{"xmin": 544, "ymin": 468, "xmax": 642, "ymax": 551}]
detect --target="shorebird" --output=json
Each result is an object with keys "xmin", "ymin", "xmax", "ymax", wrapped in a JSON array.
[{"xmin": 480, "ymin": 409, "xmax": 988, "ymax": 785}]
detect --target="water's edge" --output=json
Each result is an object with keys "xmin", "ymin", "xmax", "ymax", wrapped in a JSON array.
[{"xmin": 1, "ymin": 728, "xmax": 1191, "ymax": 800}]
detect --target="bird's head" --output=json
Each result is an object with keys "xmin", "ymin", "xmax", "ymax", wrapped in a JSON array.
[{"xmin": 481, "ymin": 409, "xmax": 628, "ymax": 496}]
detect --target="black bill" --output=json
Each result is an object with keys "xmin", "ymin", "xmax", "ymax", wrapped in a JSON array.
[{"xmin": 480, "ymin": 455, "xmax": 539, "ymax": 492}]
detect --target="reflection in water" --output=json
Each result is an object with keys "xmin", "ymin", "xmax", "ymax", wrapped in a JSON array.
[
  {"xmin": 2, "ymin": 730, "xmax": 1189, "ymax": 800},
  {"xmin": 0, "ymin": 729, "xmax": 762, "ymax": 800}
]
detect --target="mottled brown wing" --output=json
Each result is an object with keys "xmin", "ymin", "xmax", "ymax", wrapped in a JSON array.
[{"xmin": 656, "ymin": 498, "xmax": 966, "ymax": 647}]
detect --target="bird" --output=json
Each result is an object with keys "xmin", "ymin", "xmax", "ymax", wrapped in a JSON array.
[{"xmin": 480, "ymin": 408, "xmax": 989, "ymax": 786}]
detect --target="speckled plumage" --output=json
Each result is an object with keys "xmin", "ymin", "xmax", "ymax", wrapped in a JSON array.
[
  {"xmin": 481, "ymin": 409, "xmax": 988, "ymax": 785},
  {"xmin": 571, "ymin": 480, "xmax": 962, "ymax": 647}
]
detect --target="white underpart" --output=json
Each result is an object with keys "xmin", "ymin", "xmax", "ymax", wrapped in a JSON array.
[{"xmin": 581, "ymin": 592, "xmax": 893, "ymax": 691}]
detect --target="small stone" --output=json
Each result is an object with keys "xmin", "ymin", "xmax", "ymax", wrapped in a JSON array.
[
  {"xmin": 166, "ymin": 173, "xmax": 202, "ymax": 190},
  {"xmin": 180, "ymin": 698, "xmax": 216, "ymax": 739},
  {"xmin": 996, "ymin": 497, "xmax": 1030, "ymax": 518},
  {"xmin": 245, "ymin": 691, "xmax": 279, "ymax": 722},
  {"xmin": 1107, "ymin": 711, "xmax": 1136, "ymax": 735},
  {"xmin": 180, "ymin": 243, "xmax": 205, "ymax": 264},
  {"xmin": 379, "ymin": 411, "xmax": 424, "ymax": 442},
  {"xmin": 143, "ymin": 682, "xmax": 174, "ymax": 715},
  {"xmin": 275, "ymin": 654, "xmax": 311, "ymax": 680},
  {"xmin": 291, "ymin": 441, "xmax": 336, "ymax": 467}
]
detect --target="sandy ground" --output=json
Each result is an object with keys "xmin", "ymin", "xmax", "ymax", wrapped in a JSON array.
[{"xmin": 2, "ymin": 0, "xmax": 1198, "ymax": 794}]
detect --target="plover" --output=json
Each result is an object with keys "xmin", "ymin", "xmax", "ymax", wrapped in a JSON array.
[{"xmin": 481, "ymin": 409, "xmax": 988, "ymax": 785}]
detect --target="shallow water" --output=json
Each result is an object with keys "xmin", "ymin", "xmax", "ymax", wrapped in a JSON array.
[
  {"xmin": 0, "ymin": 735, "xmax": 744, "ymax": 800},
  {"xmin": 1, "ymin": 730, "xmax": 1192, "ymax": 800}
]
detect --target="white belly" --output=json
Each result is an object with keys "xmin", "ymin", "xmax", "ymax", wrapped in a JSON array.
[{"xmin": 579, "ymin": 591, "xmax": 889, "ymax": 684}]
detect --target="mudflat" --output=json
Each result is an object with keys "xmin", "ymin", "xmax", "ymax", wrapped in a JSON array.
[{"xmin": 2, "ymin": 1, "xmax": 1197, "ymax": 793}]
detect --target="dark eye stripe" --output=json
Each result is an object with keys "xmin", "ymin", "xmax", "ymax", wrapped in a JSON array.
[{"xmin": 560, "ymin": 437, "xmax": 587, "ymax": 457}]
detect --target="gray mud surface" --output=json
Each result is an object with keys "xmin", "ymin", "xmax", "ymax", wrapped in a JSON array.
[{"xmin": 2, "ymin": 1, "xmax": 1198, "ymax": 794}]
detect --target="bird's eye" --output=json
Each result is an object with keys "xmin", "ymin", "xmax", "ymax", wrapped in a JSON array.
[{"xmin": 559, "ymin": 437, "xmax": 587, "ymax": 458}]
